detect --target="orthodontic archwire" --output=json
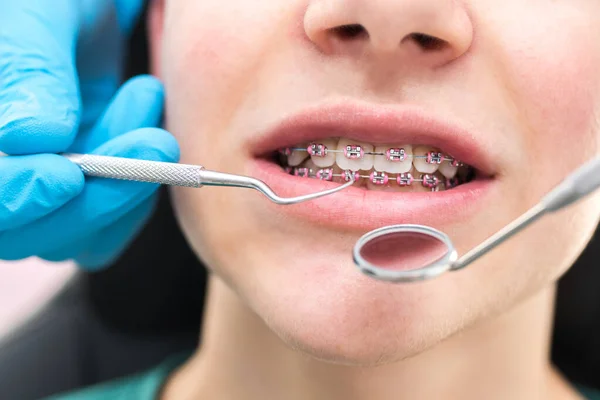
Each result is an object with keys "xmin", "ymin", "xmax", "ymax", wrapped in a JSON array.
[
  {"xmin": 284, "ymin": 168, "xmax": 453, "ymax": 191},
  {"xmin": 288, "ymin": 147, "xmax": 458, "ymax": 160},
  {"xmin": 279, "ymin": 145, "xmax": 465, "ymax": 166},
  {"xmin": 278, "ymin": 144, "xmax": 469, "ymax": 191}
]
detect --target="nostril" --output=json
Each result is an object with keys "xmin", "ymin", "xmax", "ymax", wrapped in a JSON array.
[
  {"xmin": 406, "ymin": 33, "xmax": 447, "ymax": 51},
  {"xmin": 330, "ymin": 24, "xmax": 368, "ymax": 40},
  {"xmin": 327, "ymin": 26, "xmax": 447, "ymax": 51}
]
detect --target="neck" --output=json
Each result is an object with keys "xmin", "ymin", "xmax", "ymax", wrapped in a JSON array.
[{"xmin": 163, "ymin": 276, "xmax": 569, "ymax": 400}]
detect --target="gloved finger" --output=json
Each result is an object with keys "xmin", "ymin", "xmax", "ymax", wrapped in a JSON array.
[
  {"xmin": 82, "ymin": 0, "xmax": 147, "ymax": 36},
  {"xmin": 39, "ymin": 195, "xmax": 157, "ymax": 269},
  {"xmin": 0, "ymin": 154, "xmax": 84, "ymax": 231},
  {"xmin": 114, "ymin": 0, "xmax": 147, "ymax": 33},
  {"xmin": 77, "ymin": 1, "xmax": 148, "ymax": 134},
  {"xmin": 0, "ymin": 128, "xmax": 179, "ymax": 259},
  {"xmin": 77, "ymin": 195, "xmax": 157, "ymax": 271},
  {"xmin": 71, "ymin": 75, "xmax": 164, "ymax": 153},
  {"xmin": 0, "ymin": 0, "xmax": 81, "ymax": 154}
]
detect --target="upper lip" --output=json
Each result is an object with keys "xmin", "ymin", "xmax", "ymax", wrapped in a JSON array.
[{"xmin": 248, "ymin": 101, "xmax": 497, "ymax": 177}]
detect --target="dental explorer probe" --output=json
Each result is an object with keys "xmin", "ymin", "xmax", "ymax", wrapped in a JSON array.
[{"xmin": 60, "ymin": 153, "xmax": 353, "ymax": 205}]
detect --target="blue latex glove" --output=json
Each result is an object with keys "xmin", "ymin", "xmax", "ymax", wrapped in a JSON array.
[{"xmin": 0, "ymin": 1, "xmax": 180, "ymax": 270}]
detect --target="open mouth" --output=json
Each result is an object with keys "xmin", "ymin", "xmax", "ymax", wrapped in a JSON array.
[
  {"xmin": 272, "ymin": 139, "xmax": 477, "ymax": 192},
  {"xmin": 247, "ymin": 104, "xmax": 497, "ymax": 230}
]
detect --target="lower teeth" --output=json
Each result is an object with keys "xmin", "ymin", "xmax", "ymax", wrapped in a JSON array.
[{"xmin": 283, "ymin": 164, "xmax": 471, "ymax": 192}]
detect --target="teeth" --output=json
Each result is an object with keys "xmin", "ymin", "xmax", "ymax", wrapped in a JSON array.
[
  {"xmin": 397, "ymin": 172, "xmax": 414, "ymax": 186},
  {"xmin": 439, "ymin": 160, "xmax": 458, "ymax": 179},
  {"xmin": 316, "ymin": 168, "xmax": 334, "ymax": 181},
  {"xmin": 301, "ymin": 158, "xmax": 319, "ymax": 174},
  {"xmin": 338, "ymin": 169, "xmax": 364, "ymax": 188},
  {"xmin": 343, "ymin": 169, "xmax": 361, "ymax": 182},
  {"xmin": 374, "ymin": 145, "xmax": 413, "ymax": 173},
  {"xmin": 293, "ymin": 167, "xmax": 310, "ymax": 178},
  {"xmin": 413, "ymin": 146, "xmax": 440, "ymax": 174},
  {"xmin": 309, "ymin": 138, "xmax": 337, "ymax": 168},
  {"xmin": 421, "ymin": 174, "xmax": 440, "ymax": 189},
  {"xmin": 292, "ymin": 158, "xmax": 318, "ymax": 178},
  {"xmin": 336, "ymin": 139, "xmax": 374, "ymax": 171},
  {"xmin": 369, "ymin": 171, "xmax": 389, "ymax": 186},
  {"xmin": 366, "ymin": 172, "xmax": 391, "ymax": 191},
  {"xmin": 282, "ymin": 139, "xmax": 473, "ymax": 192},
  {"xmin": 288, "ymin": 142, "xmax": 309, "ymax": 166}
]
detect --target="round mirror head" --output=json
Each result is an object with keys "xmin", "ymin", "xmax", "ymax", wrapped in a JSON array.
[{"xmin": 353, "ymin": 224, "xmax": 458, "ymax": 283}]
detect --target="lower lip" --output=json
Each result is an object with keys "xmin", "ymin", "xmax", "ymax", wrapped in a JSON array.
[{"xmin": 249, "ymin": 159, "xmax": 497, "ymax": 233}]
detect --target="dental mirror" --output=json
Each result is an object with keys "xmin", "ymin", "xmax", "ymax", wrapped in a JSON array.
[
  {"xmin": 354, "ymin": 225, "xmax": 457, "ymax": 282},
  {"xmin": 354, "ymin": 155, "xmax": 600, "ymax": 283}
]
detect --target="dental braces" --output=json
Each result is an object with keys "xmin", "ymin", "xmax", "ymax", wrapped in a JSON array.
[
  {"xmin": 279, "ymin": 144, "xmax": 464, "ymax": 166},
  {"xmin": 286, "ymin": 167, "xmax": 462, "ymax": 191}
]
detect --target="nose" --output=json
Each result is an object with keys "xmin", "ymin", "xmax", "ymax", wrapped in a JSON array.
[{"xmin": 304, "ymin": 0, "xmax": 473, "ymax": 67}]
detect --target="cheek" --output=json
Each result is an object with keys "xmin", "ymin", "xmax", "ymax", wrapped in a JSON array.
[
  {"xmin": 162, "ymin": 27, "xmax": 252, "ymax": 161},
  {"xmin": 486, "ymin": 8, "xmax": 600, "ymax": 175},
  {"xmin": 161, "ymin": 2, "xmax": 298, "ymax": 165},
  {"xmin": 512, "ymin": 48, "xmax": 599, "ymax": 166}
]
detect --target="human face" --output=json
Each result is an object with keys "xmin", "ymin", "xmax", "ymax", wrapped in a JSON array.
[{"xmin": 149, "ymin": 0, "xmax": 600, "ymax": 365}]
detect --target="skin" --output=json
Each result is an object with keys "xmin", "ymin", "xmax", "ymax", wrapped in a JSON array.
[{"xmin": 148, "ymin": 0, "xmax": 600, "ymax": 398}]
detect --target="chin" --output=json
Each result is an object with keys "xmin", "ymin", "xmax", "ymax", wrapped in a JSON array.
[
  {"xmin": 247, "ymin": 254, "xmax": 464, "ymax": 367},
  {"xmin": 176, "ymin": 190, "xmax": 483, "ymax": 367}
]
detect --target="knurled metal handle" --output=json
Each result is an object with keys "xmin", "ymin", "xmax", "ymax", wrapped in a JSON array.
[{"xmin": 63, "ymin": 153, "xmax": 204, "ymax": 188}]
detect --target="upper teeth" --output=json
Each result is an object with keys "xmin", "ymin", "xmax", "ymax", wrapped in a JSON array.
[
  {"xmin": 310, "ymin": 138, "xmax": 337, "ymax": 168},
  {"xmin": 386, "ymin": 148, "xmax": 408, "ymax": 161},
  {"xmin": 336, "ymin": 139, "xmax": 374, "ymax": 171},
  {"xmin": 413, "ymin": 145, "xmax": 440, "ymax": 174},
  {"xmin": 374, "ymin": 144, "xmax": 412, "ymax": 174},
  {"xmin": 287, "ymin": 141, "xmax": 309, "ymax": 166},
  {"xmin": 282, "ymin": 138, "xmax": 464, "ymax": 178}
]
